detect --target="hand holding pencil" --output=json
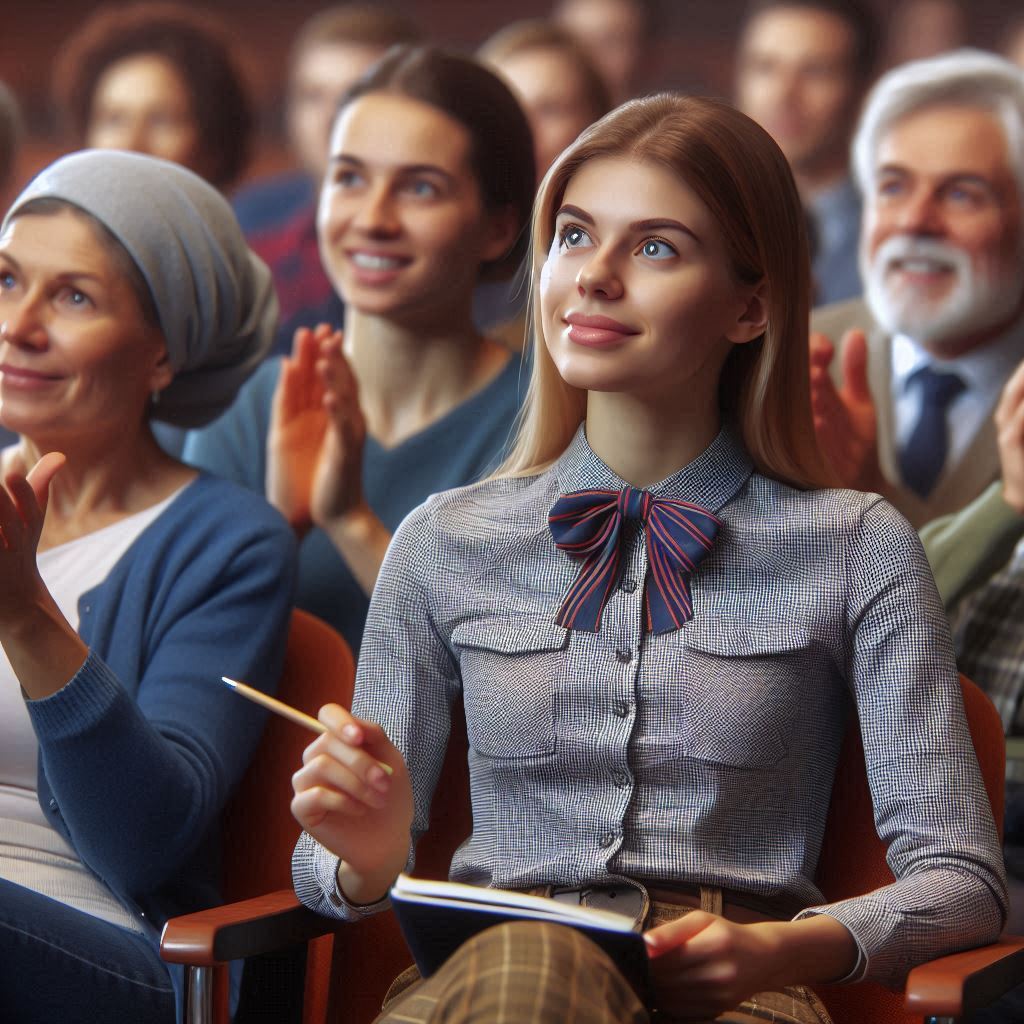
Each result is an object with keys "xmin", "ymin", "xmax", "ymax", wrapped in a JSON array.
[{"xmin": 273, "ymin": 690, "xmax": 415, "ymax": 905}]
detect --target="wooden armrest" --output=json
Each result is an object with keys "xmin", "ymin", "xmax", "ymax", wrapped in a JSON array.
[
  {"xmin": 160, "ymin": 889, "xmax": 342, "ymax": 967},
  {"xmin": 904, "ymin": 935, "xmax": 1024, "ymax": 1016}
]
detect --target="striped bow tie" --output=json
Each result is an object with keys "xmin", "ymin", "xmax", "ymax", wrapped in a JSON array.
[{"xmin": 548, "ymin": 487, "xmax": 720, "ymax": 634}]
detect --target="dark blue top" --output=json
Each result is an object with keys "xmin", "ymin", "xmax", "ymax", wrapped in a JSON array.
[
  {"xmin": 25, "ymin": 474, "xmax": 296, "ymax": 1011},
  {"xmin": 184, "ymin": 353, "xmax": 525, "ymax": 652},
  {"xmin": 232, "ymin": 171, "xmax": 315, "ymax": 236}
]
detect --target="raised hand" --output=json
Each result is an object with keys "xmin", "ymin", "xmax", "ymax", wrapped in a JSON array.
[
  {"xmin": 995, "ymin": 359, "xmax": 1024, "ymax": 514},
  {"xmin": 266, "ymin": 324, "xmax": 337, "ymax": 530},
  {"xmin": 0, "ymin": 452, "xmax": 66, "ymax": 620},
  {"xmin": 809, "ymin": 328, "xmax": 884, "ymax": 492},
  {"xmin": 291, "ymin": 703, "xmax": 413, "ymax": 903},
  {"xmin": 309, "ymin": 332, "xmax": 367, "ymax": 528}
]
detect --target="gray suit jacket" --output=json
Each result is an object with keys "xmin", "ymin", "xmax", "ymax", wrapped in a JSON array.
[{"xmin": 811, "ymin": 298, "xmax": 1004, "ymax": 528}]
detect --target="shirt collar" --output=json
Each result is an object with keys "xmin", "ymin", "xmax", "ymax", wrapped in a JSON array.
[
  {"xmin": 553, "ymin": 422, "xmax": 753, "ymax": 515},
  {"xmin": 894, "ymin": 318, "xmax": 1024, "ymax": 396}
]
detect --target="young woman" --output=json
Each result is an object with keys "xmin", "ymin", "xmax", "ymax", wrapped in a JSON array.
[
  {"xmin": 0, "ymin": 150, "xmax": 293, "ymax": 1023},
  {"xmin": 185, "ymin": 47, "xmax": 535, "ymax": 654},
  {"xmin": 289, "ymin": 95, "xmax": 1005, "ymax": 1023}
]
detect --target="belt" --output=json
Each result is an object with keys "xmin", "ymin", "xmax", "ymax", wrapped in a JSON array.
[{"xmin": 543, "ymin": 881, "xmax": 791, "ymax": 929}]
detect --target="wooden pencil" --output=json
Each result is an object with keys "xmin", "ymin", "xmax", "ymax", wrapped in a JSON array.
[{"xmin": 221, "ymin": 676, "xmax": 394, "ymax": 775}]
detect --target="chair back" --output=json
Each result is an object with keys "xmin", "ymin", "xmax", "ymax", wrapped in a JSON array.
[
  {"xmin": 814, "ymin": 675, "xmax": 1005, "ymax": 1024},
  {"xmin": 222, "ymin": 609, "xmax": 357, "ymax": 901}
]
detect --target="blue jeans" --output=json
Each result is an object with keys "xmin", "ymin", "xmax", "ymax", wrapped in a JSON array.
[{"xmin": 0, "ymin": 877, "xmax": 175, "ymax": 1023}]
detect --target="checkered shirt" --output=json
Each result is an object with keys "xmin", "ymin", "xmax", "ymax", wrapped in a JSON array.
[
  {"xmin": 952, "ymin": 540, "xmax": 1024, "ymax": 778},
  {"xmin": 293, "ymin": 426, "xmax": 1006, "ymax": 986}
]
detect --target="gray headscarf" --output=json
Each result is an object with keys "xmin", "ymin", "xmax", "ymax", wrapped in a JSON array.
[{"xmin": 2, "ymin": 149, "xmax": 278, "ymax": 427}]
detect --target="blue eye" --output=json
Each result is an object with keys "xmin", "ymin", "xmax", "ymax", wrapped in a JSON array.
[
  {"xmin": 559, "ymin": 225, "xmax": 592, "ymax": 250},
  {"xmin": 638, "ymin": 238, "xmax": 676, "ymax": 260},
  {"xmin": 57, "ymin": 286, "xmax": 94, "ymax": 311},
  {"xmin": 0, "ymin": 271, "xmax": 15, "ymax": 290},
  {"xmin": 407, "ymin": 179, "xmax": 440, "ymax": 198},
  {"xmin": 334, "ymin": 168, "xmax": 364, "ymax": 188}
]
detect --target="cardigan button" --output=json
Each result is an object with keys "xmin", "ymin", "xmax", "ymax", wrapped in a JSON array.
[{"xmin": 49, "ymin": 798, "xmax": 58, "ymax": 809}]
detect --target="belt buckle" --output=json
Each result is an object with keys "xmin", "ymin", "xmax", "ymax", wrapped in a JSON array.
[{"xmin": 550, "ymin": 884, "xmax": 646, "ymax": 925}]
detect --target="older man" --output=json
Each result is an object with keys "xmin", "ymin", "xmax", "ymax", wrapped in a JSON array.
[
  {"xmin": 735, "ymin": 0, "xmax": 879, "ymax": 305},
  {"xmin": 812, "ymin": 50, "xmax": 1024, "ymax": 528}
]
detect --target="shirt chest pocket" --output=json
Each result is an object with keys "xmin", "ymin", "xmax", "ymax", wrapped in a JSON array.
[
  {"xmin": 452, "ymin": 616, "xmax": 569, "ymax": 759},
  {"xmin": 667, "ymin": 620, "xmax": 813, "ymax": 769}
]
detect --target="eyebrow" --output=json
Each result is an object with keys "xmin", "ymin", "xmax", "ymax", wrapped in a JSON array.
[
  {"xmin": 876, "ymin": 165, "xmax": 1000, "ymax": 192},
  {"xmin": 0, "ymin": 251, "xmax": 104, "ymax": 282},
  {"xmin": 555, "ymin": 205, "xmax": 702, "ymax": 244},
  {"xmin": 330, "ymin": 153, "xmax": 455, "ymax": 182}
]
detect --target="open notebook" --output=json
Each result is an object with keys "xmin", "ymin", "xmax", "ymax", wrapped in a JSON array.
[{"xmin": 389, "ymin": 874, "xmax": 649, "ymax": 996}]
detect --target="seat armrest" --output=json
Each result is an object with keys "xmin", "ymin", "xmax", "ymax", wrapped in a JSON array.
[
  {"xmin": 904, "ymin": 935, "xmax": 1024, "ymax": 1017},
  {"xmin": 160, "ymin": 888, "xmax": 341, "ymax": 966}
]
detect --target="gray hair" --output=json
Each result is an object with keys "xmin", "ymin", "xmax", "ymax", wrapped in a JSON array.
[{"xmin": 852, "ymin": 49, "xmax": 1024, "ymax": 198}]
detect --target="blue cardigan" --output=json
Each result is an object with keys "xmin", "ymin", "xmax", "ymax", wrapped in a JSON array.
[{"xmin": 24, "ymin": 474, "xmax": 297, "ymax": 1006}]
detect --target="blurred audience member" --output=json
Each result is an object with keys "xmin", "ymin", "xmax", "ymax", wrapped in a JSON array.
[
  {"xmin": 553, "ymin": 0, "xmax": 650, "ymax": 104},
  {"xmin": 736, "ymin": 0, "xmax": 879, "ymax": 306},
  {"xmin": 186, "ymin": 48, "xmax": 534, "ymax": 653},
  {"xmin": 810, "ymin": 51, "xmax": 1024, "ymax": 528},
  {"xmin": 53, "ymin": 3, "xmax": 253, "ymax": 191},
  {"xmin": 1005, "ymin": 18, "xmax": 1024, "ymax": 70},
  {"xmin": 0, "ymin": 82, "xmax": 21, "ymax": 204},
  {"xmin": 480, "ymin": 19, "xmax": 611, "ymax": 178},
  {"xmin": 0, "ymin": 83, "xmax": 20, "ymax": 453},
  {"xmin": 235, "ymin": 5, "xmax": 421, "ymax": 353},
  {"xmin": 884, "ymin": 0, "xmax": 967, "ymax": 69}
]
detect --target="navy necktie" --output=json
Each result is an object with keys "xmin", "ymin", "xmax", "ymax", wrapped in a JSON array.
[
  {"xmin": 897, "ymin": 366, "xmax": 966, "ymax": 499},
  {"xmin": 548, "ymin": 486, "xmax": 720, "ymax": 634}
]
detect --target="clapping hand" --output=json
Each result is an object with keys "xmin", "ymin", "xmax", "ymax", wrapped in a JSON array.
[{"xmin": 809, "ymin": 329, "xmax": 885, "ymax": 492}]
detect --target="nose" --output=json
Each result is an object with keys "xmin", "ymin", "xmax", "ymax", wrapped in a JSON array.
[
  {"xmin": 354, "ymin": 183, "xmax": 400, "ymax": 236},
  {"xmin": 576, "ymin": 247, "xmax": 623, "ymax": 300},
  {"xmin": 892, "ymin": 187, "xmax": 944, "ymax": 237},
  {"xmin": 0, "ymin": 296, "xmax": 48, "ymax": 350}
]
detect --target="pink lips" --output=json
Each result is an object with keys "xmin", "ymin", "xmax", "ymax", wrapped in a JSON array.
[
  {"xmin": 563, "ymin": 312, "xmax": 639, "ymax": 348},
  {"xmin": 0, "ymin": 364, "xmax": 63, "ymax": 390}
]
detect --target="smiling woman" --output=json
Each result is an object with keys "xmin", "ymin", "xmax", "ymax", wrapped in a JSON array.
[
  {"xmin": 290, "ymin": 94, "xmax": 1007, "ymax": 1024},
  {"xmin": 185, "ymin": 46, "xmax": 535, "ymax": 654},
  {"xmin": 0, "ymin": 150, "xmax": 294, "ymax": 1024}
]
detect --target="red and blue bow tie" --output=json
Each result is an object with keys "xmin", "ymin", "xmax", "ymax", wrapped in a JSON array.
[{"xmin": 548, "ymin": 486, "xmax": 720, "ymax": 634}]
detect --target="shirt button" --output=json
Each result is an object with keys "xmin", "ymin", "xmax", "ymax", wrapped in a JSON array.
[
  {"xmin": 599, "ymin": 831, "xmax": 617, "ymax": 849},
  {"xmin": 615, "ymin": 648, "xmax": 632, "ymax": 664},
  {"xmin": 613, "ymin": 699, "xmax": 630, "ymax": 718},
  {"xmin": 613, "ymin": 771, "xmax": 629, "ymax": 788},
  {"xmin": 620, "ymin": 578, "xmax": 638, "ymax": 593}
]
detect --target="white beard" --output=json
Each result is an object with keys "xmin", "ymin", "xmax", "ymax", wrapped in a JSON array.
[{"xmin": 862, "ymin": 235, "xmax": 1024, "ymax": 353}]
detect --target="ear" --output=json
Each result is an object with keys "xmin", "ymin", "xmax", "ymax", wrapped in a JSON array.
[
  {"xmin": 149, "ymin": 341, "xmax": 175, "ymax": 395},
  {"xmin": 725, "ymin": 278, "xmax": 769, "ymax": 345},
  {"xmin": 479, "ymin": 204, "xmax": 522, "ymax": 265}
]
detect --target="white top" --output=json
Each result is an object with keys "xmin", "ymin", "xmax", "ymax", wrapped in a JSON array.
[
  {"xmin": 891, "ymin": 323, "xmax": 1024, "ymax": 469},
  {"xmin": 0, "ymin": 490, "xmax": 180, "ymax": 932}
]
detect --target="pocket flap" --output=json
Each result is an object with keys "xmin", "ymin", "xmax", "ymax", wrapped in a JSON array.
[
  {"xmin": 451, "ymin": 615, "xmax": 569, "ymax": 655},
  {"xmin": 682, "ymin": 616, "xmax": 810, "ymax": 658}
]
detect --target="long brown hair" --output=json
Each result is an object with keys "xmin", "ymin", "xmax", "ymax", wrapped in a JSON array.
[{"xmin": 500, "ymin": 93, "xmax": 832, "ymax": 489}]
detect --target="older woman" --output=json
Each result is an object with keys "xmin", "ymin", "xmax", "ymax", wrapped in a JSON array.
[{"xmin": 0, "ymin": 150, "xmax": 294, "ymax": 1023}]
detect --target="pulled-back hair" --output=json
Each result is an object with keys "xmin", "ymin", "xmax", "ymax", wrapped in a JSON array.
[
  {"xmin": 335, "ymin": 45, "xmax": 536, "ymax": 280},
  {"xmin": 500, "ymin": 93, "xmax": 831, "ymax": 489}
]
